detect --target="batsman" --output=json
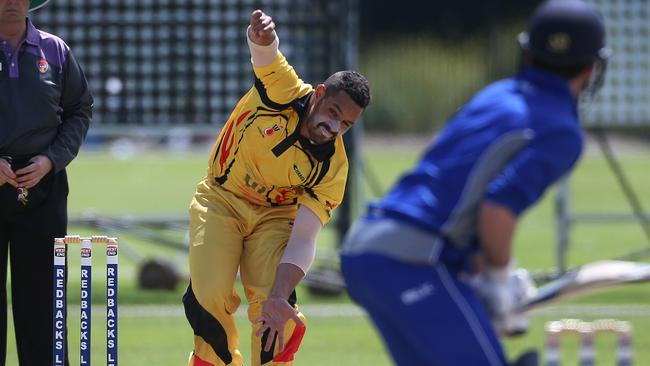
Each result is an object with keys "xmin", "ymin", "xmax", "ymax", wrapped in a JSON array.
[
  {"xmin": 341, "ymin": 1, "xmax": 610, "ymax": 365},
  {"xmin": 182, "ymin": 9, "xmax": 371, "ymax": 366}
]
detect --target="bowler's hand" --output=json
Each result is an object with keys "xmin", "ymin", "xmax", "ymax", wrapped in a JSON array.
[
  {"xmin": 15, "ymin": 155, "xmax": 53, "ymax": 189},
  {"xmin": 248, "ymin": 9, "xmax": 276, "ymax": 46},
  {"xmin": 0, "ymin": 158, "xmax": 17, "ymax": 187},
  {"xmin": 254, "ymin": 296, "xmax": 304, "ymax": 352}
]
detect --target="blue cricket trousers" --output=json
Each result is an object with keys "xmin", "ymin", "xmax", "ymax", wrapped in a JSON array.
[{"xmin": 341, "ymin": 253, "xmax": 508, "ymax": 366}]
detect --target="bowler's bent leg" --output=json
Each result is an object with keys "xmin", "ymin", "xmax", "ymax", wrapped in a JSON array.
[
  {"xmin": 240, "ymin": 210, "xmax": 306, "ymax": 366},
  {"xmin": 184, "ymin": 182, "xmax": 245, "ymax": 366}
]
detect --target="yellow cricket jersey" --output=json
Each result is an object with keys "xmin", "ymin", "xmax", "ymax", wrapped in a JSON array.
[{"xmin": 207, "ymin": 51, "xmax": 348, "ymax": 225}]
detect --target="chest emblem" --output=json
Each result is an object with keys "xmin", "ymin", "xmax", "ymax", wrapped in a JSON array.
[
  {"xmin": 38, "ymin": 59, "xmax": 49, "ymax": 73},
  {"xmin": 263, "ymin": 124, "xmax": 281, "ymax": 136}
]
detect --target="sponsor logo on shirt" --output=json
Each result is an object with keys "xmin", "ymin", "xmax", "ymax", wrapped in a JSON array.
[
  {"xmin": 244, "ymin": 173, "xmax": 268, "ymax": 195},
  {"xmin": 293, "ymin": 164, "xmax": 306, "ymax": 181},
  {"xmin": 400, "ymin": 282, "xmax": 436, "ymax": 305}
]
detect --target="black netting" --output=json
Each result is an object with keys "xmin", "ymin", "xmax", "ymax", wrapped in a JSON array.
[
  {"xmin": 583, "ymin": 0, "xmax": 650, "ymax": 127},
  {"xmin": 32, "ymin": 0, "xmax": 352, "ymax": 128}
]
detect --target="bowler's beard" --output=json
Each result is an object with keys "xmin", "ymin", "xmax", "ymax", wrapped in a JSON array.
[
  {"xmin": 304, "ymin": 99, "xmax": 330, "ymax": 144},
  {"xmin": 307, "ymin": 119, "xmax": 333, "ymax": 145}
]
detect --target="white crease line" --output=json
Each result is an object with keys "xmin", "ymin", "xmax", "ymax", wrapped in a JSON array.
[{"xmin": 34, "ymin": 304, "xmax": 650, "ymax": 318}]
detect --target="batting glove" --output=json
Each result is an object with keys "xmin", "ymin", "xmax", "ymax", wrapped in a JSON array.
[{"xmin": 470, "ymin": 264, "xmax": 537, "ymax": 337}]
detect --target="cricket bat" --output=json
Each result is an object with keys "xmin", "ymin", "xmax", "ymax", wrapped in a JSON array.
[{"xmin": 515, "ymin": 260, "xmax": 650, "ymax": 313}]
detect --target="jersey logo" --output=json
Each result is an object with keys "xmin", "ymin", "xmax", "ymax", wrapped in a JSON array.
[
  {"xmin": 261, "ymin": 124, "xmax": 281, "ymax": 137},
  {"xmin": 274, "ymin": 187, "xmax": 294, "ymax": 203},
  {"xmin": 400, "ymin": 282, "xmax": 436, "ymax": 305},
  {"xmin": 244, "ymin": 173, "xmax": 268, "ymax": 194},
  {"xmin": 292, "ymin": 164, "xmax": 306, "ymax": 181}
]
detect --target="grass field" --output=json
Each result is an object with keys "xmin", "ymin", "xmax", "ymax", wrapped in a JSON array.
[{"xmin": 5, "ymin": 134, "xmax": 650, "ymax": 365}]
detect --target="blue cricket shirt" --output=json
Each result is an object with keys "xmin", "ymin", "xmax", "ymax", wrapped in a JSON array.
[{"xmin": 370, "ymin": 67, "xmax": 584, "ymax": 255}]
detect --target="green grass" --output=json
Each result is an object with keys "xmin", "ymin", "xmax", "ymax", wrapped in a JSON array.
[
  {"xmin": 7, "ymin": 310, "xmax": 392, "ymax": 365},
  {"xmin": 5, "ymin": 139, "xmax": 650, "ymax": 365},
  {"xmin": 67, "ymin": 150, "xmax": 207, "ymax": 215},
  {"xmin": 7, "ymin": 310, "xmax": 650, "ymax": 365}
]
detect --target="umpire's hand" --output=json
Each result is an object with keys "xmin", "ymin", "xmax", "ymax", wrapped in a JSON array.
[
  {"xmin": 0, "ymin": 158, "xmax": 17, "ymax": 187},
  {"xmin": 15, "ymin": 155, "xmax": 52, "ymax": 189},
  {"xmin": 248, "ymin": 9, "xmax": 276, "ymax": 46}
]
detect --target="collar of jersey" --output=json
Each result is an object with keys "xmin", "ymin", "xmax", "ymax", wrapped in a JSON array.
[
  {"xmin": 25, "ymin": 18, "xmax": 41, "ymax": 46},
  {"xmin": 519, "ymin": 66, "xmax": 574, "ymax": 101},
  {"xmin": 271, "ymin": 91, "xmax": 335, "ymax": 162}
]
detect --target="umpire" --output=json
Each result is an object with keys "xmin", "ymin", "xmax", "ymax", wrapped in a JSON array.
[{"xmin": 0, "ymin": 0, "xmax": 92, "ymax": 364}]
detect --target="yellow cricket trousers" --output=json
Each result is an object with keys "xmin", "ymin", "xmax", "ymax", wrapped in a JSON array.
[{"xmin": 184, "ymin": 179, "xmax": 307, "ymax": 366}]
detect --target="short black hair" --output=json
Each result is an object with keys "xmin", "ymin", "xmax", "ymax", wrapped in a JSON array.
[
  {"xmin": 323, "ymin": 70, "xmax": 371, "ymax": 109},
  {"xmin": 530, "ymin": 56, "xmax": 591, "ymax": 79}
]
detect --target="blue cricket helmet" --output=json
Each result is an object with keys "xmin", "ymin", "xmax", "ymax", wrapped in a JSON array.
[{"xmin": 519, "ymin": 0, "xmax": 611, "ymax": 66}]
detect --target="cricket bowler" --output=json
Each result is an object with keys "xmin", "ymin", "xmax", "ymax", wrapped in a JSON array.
[{"xmin": 182, "ymin": 9, "xmax": 371, "ymax": 366}]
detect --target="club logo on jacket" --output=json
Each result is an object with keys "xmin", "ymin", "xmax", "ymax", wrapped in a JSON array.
[
  {"xmin": 38, "ymin": 59, "xmax": 49, "ymax": 73},
  {"xmin": 17, "ymin": 187, "xmax": 29, "ymax": 205}
]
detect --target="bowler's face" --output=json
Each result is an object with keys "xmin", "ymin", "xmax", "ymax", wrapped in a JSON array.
[
  {"xmin": 303, "ymin": 89, "xmax": 364, "ymax": 145},
  {"xmin": 0, "ymin": 0, "xmax": 29, "ymax": 24}
]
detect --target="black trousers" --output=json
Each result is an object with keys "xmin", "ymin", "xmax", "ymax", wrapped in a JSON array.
[{"xmin": 0, "ymin": 168, "xmax": 69, "ymax": 366}]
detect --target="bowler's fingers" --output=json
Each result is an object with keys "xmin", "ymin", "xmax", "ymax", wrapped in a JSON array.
[
  {"xmin": 255, "ymin": 317, "xmax": 275, "ymax": 353},
  {"xmin": 250, "ymin": 10, "xmax": 265, "ymax": 31},
  {"xmin": 250, "ymin": 10, "xmax": 274, "ymax": 37},
  {"xmin": 250, "ymin": 9, "xmax": 263, "ymax": 24},
  {"xmin": 255, "ymin": 315, "xmax": 273, "ymax": 337},
  {"xmin": 260, "ymin": 19, "xmax": 275, "ymax": 35},
  {"xmin": 276, "ymin": 330, "xmax": 284, "ymax": 352}
]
